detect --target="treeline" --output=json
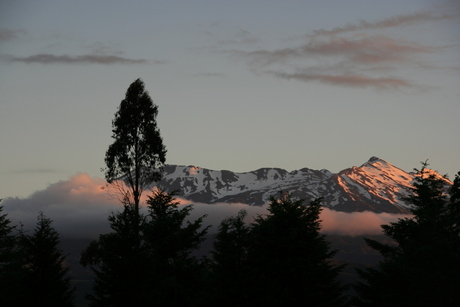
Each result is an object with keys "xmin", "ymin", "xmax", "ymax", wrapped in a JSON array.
[
  {"xmin": 1, "ymin": 167, "xmax": 460, "ymax": 306},
  {"xmin": 80, "ymin": 189, "xmax": 346, "ymax": 306},
  {"xmin": 2, "ymin": 79, "xmax": 459, "ymax": 306},
  {"xmin": 0, "ymin": 208, "xmax": 74, "ymax": 306}
]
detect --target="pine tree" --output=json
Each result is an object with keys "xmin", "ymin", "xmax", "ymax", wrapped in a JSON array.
[
  {"xmin": 211, "ymin": 193, "xmax": 346, "ymax": 307},
  {"xmin": 0, "ymin": 203, "xmax": 16, "ymax": 276},
  {"xmin": 142, "ymin": 189, "xmax": 210, "ymax": 306},
  {"xmin": 210, "ymin": 210, "xmax": 251, "ymax": 306},
  {"xmin": 355, "ymin": 163, "xmax": 460, "ymax": 307},
  {"xmin": 20, "ymin": 212, "xmax": 75, "ymax": 307},
  {"xmin": 81, "ymin": 190, "xmax": 209, "ymax": 306},
  {"xmin": 81, "ymin": 205, "xmax": 150, "ymax": 306},
  {"xmin": 0, "ymin": 204, "xmax": 24, "ymax": 306}
]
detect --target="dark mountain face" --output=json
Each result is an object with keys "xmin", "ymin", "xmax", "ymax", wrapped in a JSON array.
[{"xmin": 155, "ymin": 157, "xmax": 450, "ymax": 213}]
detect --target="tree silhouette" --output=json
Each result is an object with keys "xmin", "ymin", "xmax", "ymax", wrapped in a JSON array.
[
  {"xmin": 20, "ymin": 212, "xmax": 75, "ymax": 307},
  {"xmin": 355, "ymin": 163, "xmax": 460, "ymax": 307},
  {"xmin": 81, "ymin": 189, "xmax": 209, "ymax": 306},
  {"xmin": 143, "ymin": 189, "xmax": 210, "ymax": 306},
  {"xmin": 0, "ymin": 203, "xmax": 16, "ymax": 275},
  {"xmin": 211, "ymin": 193, "xmax": 346, "ymax": 307},
  {"xmin": 104, "ymin": 78, "xmax": 166, "ymax": 215},
  {"xmin": 0, "ymin": 203, "xmax": 25, "ymax": 306},
  {"xmin": 81, "ymin": 205, "xmax": 150, "ymax": 306},
  {"xmin": 210, "ymin": 210, "xmax": 251, "ymax": 306}
]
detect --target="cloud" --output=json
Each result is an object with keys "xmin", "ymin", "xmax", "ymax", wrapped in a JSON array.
[
  {"xmin": 193, "ymin": 72, "xmax": 226, "ymax": 77},
  {"xmin": 320, "ymin": 208, "xmax": 412, "ymax": 237},
  {"xmin": 312, "ymin": 10, "xmax": 456, "ymax": 36},
  {"xmin": 6, "ymin": 53, "xmax": 148, "ymax": 65},
  {"xmin": 0, "ymin": 28, "xmax": 26, "ymax": 41},
  {"xmin": 242, "ymin": 35, "xmax": 434, "ymax": 66},
  {"xmin": 208, "ymin": 27, "xmax": 258, "ymax": 47},
  {"xmin": 229, "ymin": 35, "xmax": 434, "ymax": 89},
  {"xmin": 2, "ymin": 174, "xmax": 119, "ymax": 238},
  {"xmin": 220, "ymin": 8, "xmax": 450, "ymax": 90},
  {"xmin": 186, "ymin": 201, "xmax": 410, "ymax": 237},
  {"xmin": 176, "ymin": 201, "xmax": 268, "ymax": 232},
  {"xmin": 1, "ymin": 173, "xmax": 410, "ymax": 239},
  {"xmin": 269, "ymin": 71, "xmax": 411, "ymax": 89},
  {"xmin": 4, "ymin": 168, "xmax": 60, "ymax": 175}
]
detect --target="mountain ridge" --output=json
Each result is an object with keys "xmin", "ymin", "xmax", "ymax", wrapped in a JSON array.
[{"xmin": 154, "ymin": 157, "xmax": 450, "ymax": 213}]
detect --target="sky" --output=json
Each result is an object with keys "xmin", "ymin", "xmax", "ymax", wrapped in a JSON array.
[{"xmin": 1, "ymin": 0, "xmax": 459, "ymax": 200}]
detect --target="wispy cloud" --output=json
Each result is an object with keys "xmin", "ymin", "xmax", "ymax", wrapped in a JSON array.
[
  {"xmin": 193, "ymin": 72, "xmax": 226, "ymax": 77},
  {"xmin": 269, "ymin": 71, "xmax": 411, "ymax": 90},
  {"xmin": 5, "ymin": 168, "xmax": 60, "ymax": 175},
  {"xmin": 224, "ymin": 28, "xmax": 258, "ymax": 46},
  {"xmin": 241, "ymin": 35, "xmax": 435, "ymax": 66},
  {"xmin": 312, "ymin": 11, "xmax": 456, "ymax": 36},
  {"xmin": 7, "ymin": 53, "xmax": 148, "ymax": 65},
  {"xmin": 229, "ymin": 35, "xmax": 434, "ymax": 89},
  {"xmin": 0, "ymin": 28, "xmax": 26, "ymax": 41},
  {"xmin": 221, "ymin": 7, "xmax": 451, "ymax": 90},
  {"xmin": 207, "ymin": 27, "xmax": 259, "ymax": 47}
]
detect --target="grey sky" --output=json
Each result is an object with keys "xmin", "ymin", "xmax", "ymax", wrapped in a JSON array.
[{"xmin": 1, "ymin": 0, "xmax": 459, "ymax": 199}]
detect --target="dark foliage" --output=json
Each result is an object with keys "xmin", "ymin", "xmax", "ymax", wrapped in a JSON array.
[
  {"xmin": 81, "ymin": 189, "xmax": 209, "ymax": 306},
  {"xmin": 211, "ymin": 193, "xmax": 347, "ymax": 307},
  {"xmin": 0, "ymin": 204, "xmax": 24, "ymax": 306},
  {"xmin": 143, "ymin": 189, "xmax": 210, "ymax": 306},
  {"xmin": 80, "ymin": 205, "xmax": 149, "ymax": 306},
  {"xmin": 20, "ymin": 213, "xmax": 75, "ymax": 306},
  {"xmin": 355, "ymin": 163, "xmax": 460, "ymax": 307},
  {"xmin": 1, "ymin": 209, "xmax": 75, "ymax": 306},
  {"xmin": 104, "ymin": 78, "xmax": 166, "ymax": 212},
  {"xmin": 210, "ymin": 210, "xmax": 251, "ymax": 306}
]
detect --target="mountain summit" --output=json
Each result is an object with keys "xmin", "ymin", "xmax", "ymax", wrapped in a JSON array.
[{"xmin": 155, "ymin": 157, "xmax": 449, "ymax": 213}]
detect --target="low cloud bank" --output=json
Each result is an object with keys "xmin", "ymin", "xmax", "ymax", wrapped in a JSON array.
[
  {"xmin": 320, "ymin": 209, "xmax": 412, "ymax": 236},
  {"xmin": 3, "ymin": 173, "xmax": 120, "ymax": 238},
  {"xmin": 2, "ymin": 173, "xmax": 410, "ymax": 239}
]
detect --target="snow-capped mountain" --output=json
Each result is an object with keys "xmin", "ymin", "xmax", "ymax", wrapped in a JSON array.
[{"xmin": 155, "ymin": 157, "xmax": 449, "ymax": 213}]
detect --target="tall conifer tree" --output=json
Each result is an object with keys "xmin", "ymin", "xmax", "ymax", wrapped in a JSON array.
[
  {"xmin": 81, "ymin": 190, "xmax": 209, "ymax": 306},
  {"xmin": 355, "ymin": 163, "xmax": 460, "ymax": 307},
  {"xmin": 20, "ymin": 212, "xmax": 75, "ymax": 307},
  {"xmin": 0, "ymin": 204, "xmax": 24, "ymax": 306},
  {"xmin": 211, "ymin": 193, "xmax": 346, "ymax": 307}
]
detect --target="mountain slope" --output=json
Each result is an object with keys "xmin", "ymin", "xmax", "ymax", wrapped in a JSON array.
[{"xmin": 155, "ymin": 157, "xmax": 450, "ymax": 213}]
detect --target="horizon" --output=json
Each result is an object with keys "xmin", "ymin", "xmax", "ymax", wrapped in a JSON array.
[{"xmin": 2, "ymin": 171, "xmax": 413, "ymax": 240}]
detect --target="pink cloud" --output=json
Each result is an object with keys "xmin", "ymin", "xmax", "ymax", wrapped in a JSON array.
[
  {"xmin": 320, "ymin": 208, "xmax": 412, "ymax": 237},
  {"xmin": 2, "ymin": 174, "xmax": 411, "ymax": 238},
  {"xmin": 223, "ymin": 7, "xmax": 451, "ymax": 90},
  {"xmin": 181, "ymin": 200, "xmax": 410, "ymax": 237},
  {"xmin": 3, "ymin": 173, "xmax": 120, "ymax": 238},
  {"xmin": 270, "ymin": 71, "xmax": 411, "ymax": 89},
  {"xmin": 304, "ymin": 36, "xmax": 434, "ymax": 64},
  {"xmin": 243, "ymin": 35, "xmax": 434, "ymax": 67},
  {"xmin": 313, "ymin": 10, "xmax": 455, "ymax": 36}
]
